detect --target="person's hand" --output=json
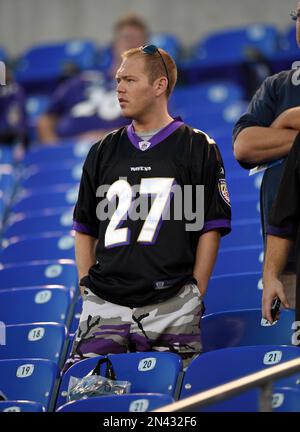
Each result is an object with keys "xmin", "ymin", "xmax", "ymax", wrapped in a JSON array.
[{"xmin": 262, "ymin": 277, "xmax": 290, "ymax": 323}]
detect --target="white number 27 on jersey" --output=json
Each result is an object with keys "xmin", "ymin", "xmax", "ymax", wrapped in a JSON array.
[{"xmin": 105, "ymin": 178, "xmax": 174, "ymax": 248}]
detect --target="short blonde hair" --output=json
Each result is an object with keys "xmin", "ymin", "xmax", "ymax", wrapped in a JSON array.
[{"xmin": 122, "ymin": 46, "xmax": 177, "ymax": 98}]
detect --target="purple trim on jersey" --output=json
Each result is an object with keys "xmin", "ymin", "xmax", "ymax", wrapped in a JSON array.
[
  {"xmin": 72, "ymin": 221, "xmax": 98, "ymax": 238},
  {"xmin": 202, "ymin": 219, "xmax": 231, "ymax": 235},
  {"xmin": 127, "ymin": 117, "xmax": 184, "ymax": 151},
  {"xmin": 266, "ymin": 223, "xmax": 296, "ymax": 238}
]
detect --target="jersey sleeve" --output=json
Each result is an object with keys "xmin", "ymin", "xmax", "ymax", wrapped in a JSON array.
[
  {"xmin": 232, "ymin": 75, "xmax": 278, "ymax": 169},
  {"xmin": 267, "ymin": 133, "xmax": 300, "ymax": 239},
  {"xmin": 72, "ymin": 142, "xmax": 101, "ymax": 238},
  {"xmin": 191, "ymin": 130, "xmax": 232, "ymax": 237}
]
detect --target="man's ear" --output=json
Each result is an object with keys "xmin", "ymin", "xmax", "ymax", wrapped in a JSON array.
[{"xmin": 154, "ymin": 76, "xmax": 168, "ymax": 96}]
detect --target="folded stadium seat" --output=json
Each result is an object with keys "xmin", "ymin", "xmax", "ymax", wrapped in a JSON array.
[
  {"xmin": 20, "ymin": 160, "xmax": 82, "ymax": 190},
  {"xmin": 220, "ymin": 219, "xmax": 262, "ymax": 248},
  {"xmin": 0, "ymin": 260, "xmax": 77, "ymax": 290},
  {"xmin": 9, "ymin": 184, "xmax": 78, "ymax": 214},
  {"xmin": 0, "ymin": 358, "xmax": 59, "ymax": 411},
  {"xmin": 15, "ymin": 40, "xmax": 98, "ymax": 92},
  {"xmin": 69, "ymin": 296, "xmax": 82, "ymax": 335},
  {"xmin": 179, "ymin": 24, "xmax": 279, "ymax": 86},
  {"xmin": 0, "ymin": 145, "xmax": 14, "ymax": 165},
  {"xmin": 0, "ymin": 323, "xmax": 68, "ymax": 368},
  {"xmin": 184, "ymin": 101, "xmax": 248, "ymax": 134},
  {"xmin": 3, "ymin": 208, "xmax": 74, "ymax": 239},
  {"xmin": 0, "ymin": 286, "xmax": 74, "ymax": 326},
  {"xmin": 204, "ymin": 272, "xmax": 263, "ymax": 314},
  {"xmin": 213, "ymin": 245, "xmax": 263, "ymax": 275},
  {"xmin": 150, "ymin": 33, "xmax": 182, "ymax": 62},
  {"xmin": 56, "ymin": 352, "xmax": 182, "ymax": 409},
  {"xmin": 201, "ymin": 309, "xmax": 296, "ymax": 352},
  {"xmin": 230, "ymin": 194, "xmax": 260, "ymax": 221},
  {"xmin": 56, "ymin": 393, "xmax": 174, "ymax": 413},
  {"xmin": 169, "ymin": 81, "xmax": 245, "ymax": 116},
  {"xmin": 25, "ymin": 94, "xmax": 50, "ymax": 141},
  {"xmin": 0, "ymin": 163, "xmax": 17, "ymax": 202},
  {"xmin": 180, "ymin": 345, "xmax": 300, "ymax": 412},
  {"xmin": 0, "ymin": 232, "xmax": 75, "ymax": 265},
  {"xmin": 22, "ymin": 138, "xmax": 91, "ymax": 167},
  {"xmin": 0, "ymin": 401, "xmax": 45, "ymax": 412}
]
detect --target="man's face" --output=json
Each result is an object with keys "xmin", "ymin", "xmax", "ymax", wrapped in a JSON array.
[
  {"xmin": 114, "ymin": 25, "xmax": 147, "ymax": 59},
  {"xmin": 116, "ymin": 56, "xmax": 156, "ymax": 119},
  {"xmin": 296, "ymin": 2, "xmax": 300, "ymax": 47}
]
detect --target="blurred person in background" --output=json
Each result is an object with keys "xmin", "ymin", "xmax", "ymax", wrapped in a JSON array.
[
  {"xmin": 0, "ymin": 66, "xmax": 27, "ymax": 157},
  {"xmin": 37, "ymin": 13, "xmax": 149, "ymax": 144},
  {"xmin": 233, "ymin": 3, "xmax": 300, "ymax": 309}
]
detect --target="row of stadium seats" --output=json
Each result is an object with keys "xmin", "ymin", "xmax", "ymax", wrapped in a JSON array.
[
  {"xmin": 1, "ymin": 23, "xmax": 297, "ymax": 91},
  {"xmin": 2, "ymin": 344, "xmax": 300, "ymax": 412}
]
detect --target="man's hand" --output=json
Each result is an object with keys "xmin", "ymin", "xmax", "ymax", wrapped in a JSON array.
[{"xmin": 262, "ymin": 277, "xmax": 290, "ymax": 323}]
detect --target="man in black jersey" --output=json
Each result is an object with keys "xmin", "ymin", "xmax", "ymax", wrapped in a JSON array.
[
  {"xmin": 64, "ymin": 45, "xmax": 231, "ymax": 371},
  {"xmin": 262, "ymin": 134, "xmax": 300, "ymax": 324},
  {"xmin": 233, "ymin": 3, "xmax": 300, "ymax": 308}
]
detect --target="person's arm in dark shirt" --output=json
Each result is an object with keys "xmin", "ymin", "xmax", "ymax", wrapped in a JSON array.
[{"xmin": 233, "ymin": 76, "xmax": 299, "ymax": 166}]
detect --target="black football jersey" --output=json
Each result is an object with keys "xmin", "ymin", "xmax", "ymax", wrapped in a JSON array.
[{"xmin": 73, "ymin": 118, "xmax": 231, "ymax": 307}]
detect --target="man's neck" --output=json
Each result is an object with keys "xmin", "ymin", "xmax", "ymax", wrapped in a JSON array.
[{"xmin": 133, "ymin": 113, "xmax": 174, "ymax": 133}]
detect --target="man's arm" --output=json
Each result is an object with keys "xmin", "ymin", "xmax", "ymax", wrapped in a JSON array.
[
  {"xmin": 233, "ymin": 126, "xmax": 298, "ymax": 164},
  {"xmin": 193, "ymin": 230, "xmax": 221, "ymax": 296},
  {"xmin": 272, "ymin": 107, "xmax": 300, "ymax": 131},
  {"xmin": 37, "ymin": 113, "xmax": 59, "ymax": 144},
  {"xmin": 75, "ymin": 231, "xmax": 97, "ymax": 295},
  {"xmin": 262, "ymin": 235, "xmax": 292, "ymax": 323}
]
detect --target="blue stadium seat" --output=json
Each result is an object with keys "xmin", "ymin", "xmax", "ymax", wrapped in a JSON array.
[
  {"xmin": 0, "ymin": 260, "xmax": 77, "ymax": 290},
  {"xmin": 0, "ymin": 401, "xmax": 45, "ymax": 412},
  {"xmin": 56, "ymin": 352, "xmax": 182, "ymax": 408},
  {"xmin": 170, "ymin": 81, "xmax": 244, "ymax": 115},
  {"xmin": 204, "ymin": 272, "xmax": 263, "ymax": 314},
  {"xmin": 0, "ymin": 359, "xmax": 59, "ymax": 411},
  {"xmin": 214, "ymin": 245, "xmax": 263, "ymax": 274},
  {"xmin": 180, "ymin": 24, "xmax": 279, "ymax": 84},
  {"xmin": 231, "ymin": 195, "xmax": 260, "ymax": 220},
  {"xmin": 0, "ymin": 286, "xmax": 74, "ymax": 326},
  {"xmin": 3, "ymin": 208, "xmax": 74, "ymax": 239},
  {"xmin": 22, "ymin": 139, "xmax": 91, "ymax": 167},
  {"xmin": 56, "ymin": 393, "xmax": 174, "ymax": 412},
  {"xmin": 20, "ymin": 161, "xmax": 82, "ymax": 189},
  {"xmin": 183, "ymin": 101, "xmax": 248, "ymax": 132},
  {"xmin": 15, "ymin": 40, "xmax": 98, "ymax": 90},
  {"xmin": 180, "ymin": 345, "xmax": 300, "ymax": 411},
  {"xmin": 0, "ymin": 146, "xmax": 13, "ymax": 164},
  {"xmin": 69, "ymin": 296, "xmax": 82, "ymax": 334},
  {"xmin": 0, "ymin": 323, "xmax": 68, "ymax": 367},
  {"xmin": 0, "ymin": 164, "xmax": 16, "ymax": 202},
  {"xmin": 10, "ymin": 184, "xmax": 78, "ymax": 214},
  {"xmin": 150, "ymin": 33, "xmax": 182, "ymax": 61},
  {"xmin": 202, "ymin": 309, "xmax": 296, "ymax": 352},
  {"xmin": 227, "ymin": 172, "xmax": 263, "ymax": 196},
  {"xmin": 0, "ymin": 232, "xmax": 75, "ymax": 264},
  {"xmin": 221, "ymin": 219, "xmax": 262, "ymax": 248}
]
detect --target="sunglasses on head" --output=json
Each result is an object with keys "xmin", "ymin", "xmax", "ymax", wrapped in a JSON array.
[
  {"xmin": 290, "ymin": 9, "xmax": 300, "ymax": 21},
  {"xmin": 141, "ymin": 44, "xmax": 170, "ymax": 92}
]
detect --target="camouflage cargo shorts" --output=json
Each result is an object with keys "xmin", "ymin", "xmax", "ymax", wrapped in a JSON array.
[{"xmin": 63, "ymin": 283, "xmax": 203, "ymax": 372}]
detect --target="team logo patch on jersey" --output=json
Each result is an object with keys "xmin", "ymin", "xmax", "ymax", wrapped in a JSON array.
[
  {"xmin": 139, "ymin": 141, "xmax": 151, "ymax": 151},
  {"xmin": 218, "ymin": 179, "xmax": 230, "ymax": 206}
]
